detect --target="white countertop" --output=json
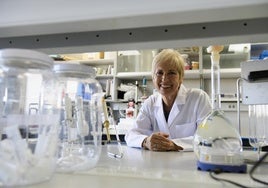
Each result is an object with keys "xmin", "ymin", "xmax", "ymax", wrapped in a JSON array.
[{"xmin": 25, "ymin": 145, "xmax": 267, "ymax": 188}]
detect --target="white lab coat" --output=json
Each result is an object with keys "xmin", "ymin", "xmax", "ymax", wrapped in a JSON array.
[{"xmin": 125, "ymin": 84, "xmax": 212, "ymax": 148}]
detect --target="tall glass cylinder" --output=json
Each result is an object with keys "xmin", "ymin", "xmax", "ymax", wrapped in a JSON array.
[
  {"xmin": 210, "ymin": 53, "xmax": 221, "ymax": 110},
  {"xmin": 0, "ymin": 48, "xmax": 60, "ymax": 186},
  {"xmin": 248, "ymin": 104, "xmax": 268, "ymax": 157}
]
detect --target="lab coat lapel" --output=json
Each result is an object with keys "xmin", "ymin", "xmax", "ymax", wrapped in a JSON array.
[
  {"xmin": 154, "ymin": 95, "xmax": 168, "ymax": 131},
  {"xmin": 168, "ymin": 103, "xmax": 180, "ymax": 126},
  {"xmin": 168, "ymin": 85, "xmax": 187, "ymax": 126}
]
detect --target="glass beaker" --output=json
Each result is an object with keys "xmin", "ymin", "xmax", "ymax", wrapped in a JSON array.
[
  {"xmin": 248, "ymin": 104, "xmax": 268, "ymax": 159},
  {"xmin": 53, "ymin": 63, "xmax": 103, "ymax": 172},
  {"xmin": 0, "ymin": 48, "xmax": 60, "ymax": 186}
]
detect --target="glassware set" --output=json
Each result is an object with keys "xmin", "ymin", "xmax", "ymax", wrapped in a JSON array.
[{"xmin": 0, "ymin": 49, "xmax": 110, "ymax": 186}]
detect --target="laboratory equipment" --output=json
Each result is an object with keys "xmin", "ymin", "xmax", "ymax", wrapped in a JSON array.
[
  {"xmin": 53, "ymin": 63, "xmax": 103, "ymax": 172},
  {"xmin": 126, "ymin": 99, "xmax": 135, "ymax": 118},
  {"xmin": 0, "ymin": 48, "xmax": 60, "ymax": 186},
  {"xmin": 102, "ymin": 97, "xmax": 111, "ymax": 143},
  {"xmin": 104, "ymin": 105, "xmax": 123, "ymax": 159},
  {"xmin": 134, "ymin": 81, "xmax": 139, "ymax": 118},
  {"xmin": 237, "ymin": 59, "xmax": 268, "ymax": 159},
  {"xmin": 193, "ymin": 46, "xmax": 246, "ymax": 173},
  {"xmin": 141, "ymin": 76, "xmax": 148, "ymax": 100}
]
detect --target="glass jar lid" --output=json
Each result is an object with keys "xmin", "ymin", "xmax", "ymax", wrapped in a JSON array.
[{"xmin": 0, "ymin": 48, "xmax": 54, "ymax": 69}]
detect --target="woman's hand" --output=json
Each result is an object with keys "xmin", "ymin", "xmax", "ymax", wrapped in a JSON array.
[{"xmin": 143, "ymin": 132, "xmax": 183, "ymax": 151}]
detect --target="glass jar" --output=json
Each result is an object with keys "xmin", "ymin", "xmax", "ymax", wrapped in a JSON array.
[
  {"xmin": 53, "ymin": 63, "xmax": 103, "ymax": 172},
  {"xmin": 0, "ymin": 48, "xmax": 60, "ymax": 186}
]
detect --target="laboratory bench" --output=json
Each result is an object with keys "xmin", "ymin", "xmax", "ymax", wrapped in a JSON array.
[
  {"xmin": 101, "ymin": 134, "xmax": 268, "ymax": 151},
  {"xmin": 24, "ymin": 145, "xmax": 267, "ymax": 188}
]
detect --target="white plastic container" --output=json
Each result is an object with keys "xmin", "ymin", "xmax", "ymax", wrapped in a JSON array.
[
  {"xmin": 0, "ymin": 49, "xmax": 60, "ymax": 186},
  {"xmin": 53, "ymin": 63, "xmax": 103, "ymax": 172}
]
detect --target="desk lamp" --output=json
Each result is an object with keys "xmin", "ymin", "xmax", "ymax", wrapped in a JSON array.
[{"xmin": 193, "ymin": 45, "xmax": 247, "ymax": 173}]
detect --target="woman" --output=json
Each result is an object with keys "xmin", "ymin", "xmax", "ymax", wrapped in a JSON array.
[{"xmin": 125, "ymin": 49, "xmax": 212, "ymax": 151}]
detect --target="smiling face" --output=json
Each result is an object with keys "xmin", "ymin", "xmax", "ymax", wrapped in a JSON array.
[
  {"xmin": 153, "ymin": 61, "xmax": 182, "ymax": 98},
  {"xmin": 152, "ymin": 49, "xmax": 185, "ymax": 100}
]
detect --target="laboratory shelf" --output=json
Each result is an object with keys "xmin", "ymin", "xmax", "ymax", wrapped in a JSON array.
[
  {"xmin": 96, "ymin": 74, "xmax": 114, "ymax": 79},
  {"xmin": 116, "ymin": 70, "xmax": 200, "ymax": 80},
  {"xmin": 116, "ymin": 72, "xmax": 152, "ymax": 80},
  {"xmin": 184, "ymin": 70, "xmax": 200, "ymax": 79},
  {"xmin": 79, "ymin": 59, "xmax": 114, "ymax": 66},
  {"xmin": 203, "ymin": 68, "xmax": 241, "ymax": 78}
]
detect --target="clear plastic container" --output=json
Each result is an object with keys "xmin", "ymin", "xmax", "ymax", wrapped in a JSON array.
[
  {"xmin": 53, "ymin": 63, "xmax": 103, "ymax": 172},
  {"xmin": 0, "ymin": 48, "xmax": 60, "ymax": 186}
]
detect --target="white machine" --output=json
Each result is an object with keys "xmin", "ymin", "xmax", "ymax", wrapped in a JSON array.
[{"xmin": 238, "ymin": 59, "xmax": 268, "ymax": 156}]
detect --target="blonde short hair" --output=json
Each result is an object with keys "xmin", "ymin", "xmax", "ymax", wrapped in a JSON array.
[{"xmin": 152, "ymin": 49, "xmax": 185, "ymax": 80}]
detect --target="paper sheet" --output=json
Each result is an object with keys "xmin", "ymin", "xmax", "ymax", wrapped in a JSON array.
[{"xmin": 172, "ymin": 136, "xmax": 194, "ymax": 152}]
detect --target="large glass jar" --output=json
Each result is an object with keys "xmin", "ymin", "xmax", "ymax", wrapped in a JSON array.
[
  {"xmin": 0, "ymin": 48, "xmax": 60, "ymax": 186},
  {"xmin": 53, "ymin": 63, "xmax": 103, "ymax": 172}
]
